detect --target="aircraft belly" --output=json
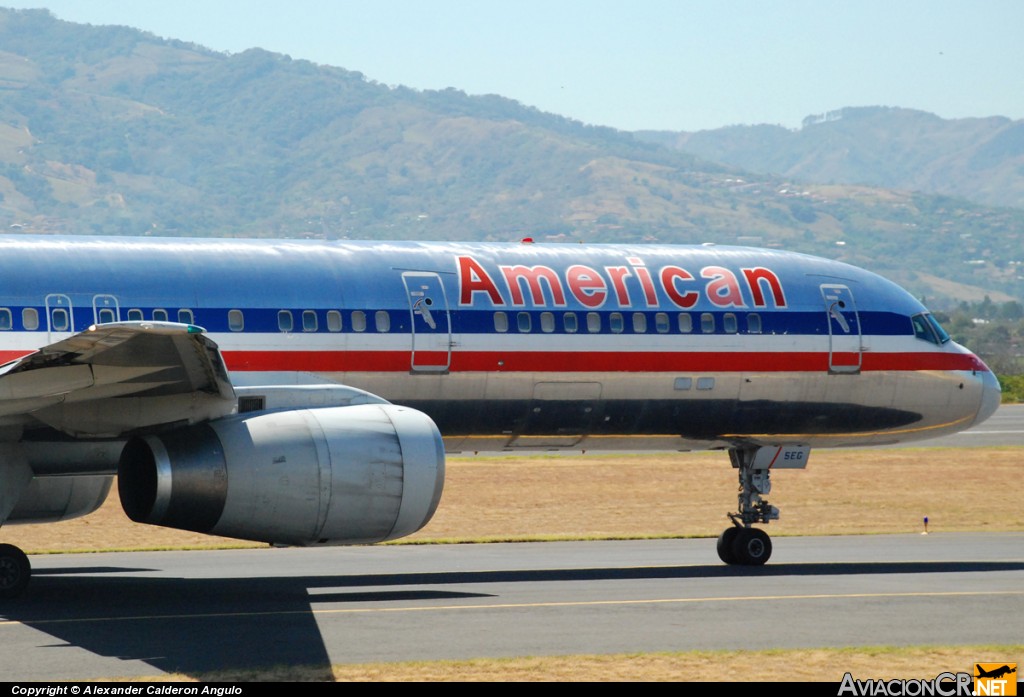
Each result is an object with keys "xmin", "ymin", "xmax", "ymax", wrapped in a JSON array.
[{"xmin": 248, "ymin": 369, "xmax": 984, "ymax": 450}]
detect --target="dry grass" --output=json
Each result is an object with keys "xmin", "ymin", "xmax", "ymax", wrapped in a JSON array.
[
  {"xmin": 6, "ymin": 447, "xmax": 1022, "ymax": 554},
  {"xmin": 414, "ymin": 447, "xmax": 1024, "ymax": 541},
  {"xmin": 131, "ymin": 646, "xmax": 1024, "ymax": 682}
]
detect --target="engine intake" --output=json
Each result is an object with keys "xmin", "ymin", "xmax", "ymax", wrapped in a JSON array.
[{"xmin": 118, "ymin": 404, "xmax": 445, "ymax": 545}]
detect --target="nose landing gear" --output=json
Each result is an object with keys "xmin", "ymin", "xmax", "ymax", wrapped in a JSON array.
[{"xmin": 717, "ymin": 445, "xmax": 808, "ymax": 566}]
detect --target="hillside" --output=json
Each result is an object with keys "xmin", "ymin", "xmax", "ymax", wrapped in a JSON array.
[
  {"xmin": 637, "ymin": 106, "xmax": 1024, "ymax": 211},
  {"xmin": 1, "ymin": 8, "xmax": 1023, "ymax": 305}
]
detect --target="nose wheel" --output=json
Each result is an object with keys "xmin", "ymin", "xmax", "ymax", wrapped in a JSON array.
[{"xmin": 717, "ymin": 526, "xmax": 772, "ymax": 565}]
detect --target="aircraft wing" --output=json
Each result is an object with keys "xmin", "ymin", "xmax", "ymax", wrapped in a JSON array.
[{"xmin": 0, "ymin": 321, "xmax": 236, "ymax": 438}]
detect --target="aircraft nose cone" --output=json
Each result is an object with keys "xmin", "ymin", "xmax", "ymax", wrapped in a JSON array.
[{"xmin": 975, "ymin": 369, "xmax": 1001, "ymax": 427}]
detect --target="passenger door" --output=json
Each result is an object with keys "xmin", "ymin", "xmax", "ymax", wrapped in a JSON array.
[
  {"xmin": 402, "ymin": 272, "xmax": 451, "ymax": 373},
  {"xmin": 45, "ymin": 294, "xmax": 75, "ymax": 343},
  {"xmin": 820, "ymin": 284, "xmax": 862, "ymax": 374},
  {"xmin": 92, "ymin": 294, "xmax": 121, "ymax": 325}
]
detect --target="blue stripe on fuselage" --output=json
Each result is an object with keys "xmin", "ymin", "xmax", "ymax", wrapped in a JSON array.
[{"xmin": 0, "ymin": 304, "xmax": 913, "ymax": 337}]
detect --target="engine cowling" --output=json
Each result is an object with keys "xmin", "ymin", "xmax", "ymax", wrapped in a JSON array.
[
  {"xmin": 6, "ymin": 475, "xmax": 113, "ymax": 524},
  {"xmin": 118, "ymin": 404, "xmax": 445, "ymax": 545}
]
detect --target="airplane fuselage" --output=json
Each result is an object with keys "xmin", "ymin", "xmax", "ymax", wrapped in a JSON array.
[
  {"xmin": 0, "ymin": 235, "xmax": 1005, "ymax": 589},
  {"xmin": 0, "ymin": 236, "xmax": 1000, "ymax": 452}
]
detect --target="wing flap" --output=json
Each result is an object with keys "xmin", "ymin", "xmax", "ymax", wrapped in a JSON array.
[{"xmin": 0, "ymin": 322, "xmax": 236, "ymax": 437}]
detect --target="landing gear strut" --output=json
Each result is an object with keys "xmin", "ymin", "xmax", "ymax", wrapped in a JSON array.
[
  {"xmin": 717, "ymin": 447, "xmax": 782, "ymax": 566},
  {"xmin": 0, "ymin": 543, "xmax": 31, "ymax": 599}
]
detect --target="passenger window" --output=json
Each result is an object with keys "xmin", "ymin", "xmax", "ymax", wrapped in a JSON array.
[
  {"xmin": 303, "ymin": 310, "xmax": 318, "ymax": 332},
  {"xmin": 327, "ymin": 310, "xmax": 342, "ymax": 332},
  {"xmin": 517, "ymin": 312, "xmax": 531, "ymax": 333},
  {"xmin": 178, "ymin": 309, "xmax": 194, "ymax": 324},
  {"xmin": 723, "ymin": 313, "xmax": 737, "ymax": 334},
  {"xmin": 655, "ymin": 312, "xmax": 669, "ymax": 334},
  {"xmin": 674, "ymin": 377, "xmax": 692, "ymax": 391},
  {"xmin": 22, "ymin": 308, "xmax": 39, "ymax": 330},
  {"xmin": 747, "ymin": 313, "xmax": 762, "ymax": 334},
  {"xmin": 228, "ymin": 309, "xmax": 244, "ymax": 332},
  {"xmin": 51, "ymin": 308, "xmax": 69, "ymax": 331},
  {"xmin": 278, "ymin": 310, "xmax": 294, "ymax": 332},
  {"xmin": 563, "ymin": 312, "xmax": 578, "ymax": 333},
  {"xmin": 701, "ymin": 313, "xmax": 715, "ymax": 333},
  {"xmin": 697, "ymin": 377, "xmax": 715, "ymax": 390},
  {"xmin": 97, "ymin": 308, "xmax": 116, "ymax": 324},
  {"xmin": 678, "ymin": 313, "xmax": 692, "ymax": 333},
  {"xmin": 352, "ymin": 311, "xmax": 367, "ymax": 332},
  {"xmin": 0, "ymin": 309, "xmax": 10, "ymax": 330},
  {"xmin": 540, "ymin": 312, "xmax": 555, "ymax": 333},
  {"xmin": 375, "ymin": 310, "xmax": 390, "ymax": 332},
  {"xmin": 587, "ymin": 312, "xmax": 601, "ymax": 333},
  {"xmin": 494, "ymin": 311, "xmax": 509, "ymax": 333},
  {"xmin": 632, "ymin": 313, "xmax": 647, "ymax": 333},
  {"xmin": 127, "ymin": 309, "xmax": 143, "ymax": 321},
  {"xmin": 152, "ymin": 309, "xmax": 168, "ymax": 322},
  {"xmin": 610, "ymin": 312, "xmax": 624, "ymax": 333}
]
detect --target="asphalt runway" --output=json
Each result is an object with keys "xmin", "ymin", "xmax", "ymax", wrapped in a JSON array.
[
  {"xmin": 2, "ymin": 533, "xmax": 1023, "ymax": 680},
  {"xmin": 0, "ymin": 405, "xmax": 1021, "ymax": 681},
  {"xmin": 893, "ymin": 403, "xmax": 1023, "ymax": 448}
]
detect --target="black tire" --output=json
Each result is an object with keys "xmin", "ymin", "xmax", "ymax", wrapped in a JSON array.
[
  {"xmin": 0, "ymin": 543, "xmax": 31, "ymax": 599},
  {"xmin": 716, "ymin": 527, "xmax": 740, "ymax": 564},
  {"xmin": 731, "ymin": 528, "xmax": 772, "ymax": 566}
]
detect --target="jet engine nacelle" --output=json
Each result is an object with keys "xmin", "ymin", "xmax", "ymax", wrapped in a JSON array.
[
  {"xmin": 5, "ymin": 475, "xmax": 113, "ymax": 524},
  {"xmin": 118, "ymin": 404, "xmax": 445, "ymax": 546}
]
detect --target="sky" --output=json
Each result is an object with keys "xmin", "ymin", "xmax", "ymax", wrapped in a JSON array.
[{"xmin": 4, "ymin": 1, "xmax": 1024, "ymax": 132}]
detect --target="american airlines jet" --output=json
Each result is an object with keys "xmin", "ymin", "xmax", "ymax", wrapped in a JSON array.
[{"xmin": 0, "ymin": 236, "xmax": 1001, "ymax": 597}]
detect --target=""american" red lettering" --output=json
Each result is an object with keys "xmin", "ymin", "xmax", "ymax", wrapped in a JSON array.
[
  {"xmin": 455, "ymin": 255, "xmax": 787, "ymax": 310},
  {"xmin": 501, "ymin": 265, "xmax": 567, "ymax": 306},
  {"xmin": 566, "ymin": 265, "xmax": 607, "ymax": 308}
]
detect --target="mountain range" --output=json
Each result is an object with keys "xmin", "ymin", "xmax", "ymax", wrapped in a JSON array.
[
  {"xmin": 1, "ymin": 7, "xmax": 1022, "ymax": 305},
  {"xmin": 638, "ymin": 106, "xmax": 1024, "ymax": 210}
]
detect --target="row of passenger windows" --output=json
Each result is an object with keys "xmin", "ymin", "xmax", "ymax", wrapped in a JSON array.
[
  {"xmin": 263, "ymin": 310, "xmax": 390, "ymax": 333},
  {"xmin": 493, "ymin": 311, "xmax": 763, "ymax": 335},
  {"xmin": 0, "ymin": 307, "xmax": 196, "ymax": 331},
  {"xmin": 0, "ymin": 307, "xmax": 391, "ymax": 333},
  {"xmin": 1, "ymin": 306, "xmax": 760, "ymax": 335}
]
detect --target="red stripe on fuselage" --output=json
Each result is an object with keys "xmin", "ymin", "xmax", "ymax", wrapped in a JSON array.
[
  {"xmin": 0, "ymin": 348, "xmax": 986, "ymax": 374},
  {"xmin": 0, "ymin": 350, "xmax": 34, "ymax": 363},
  {"xmin": 222, "ymin": 350, "xmax": 986, "ymax": 373}
]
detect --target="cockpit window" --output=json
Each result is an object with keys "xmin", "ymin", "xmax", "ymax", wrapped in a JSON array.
[
  {"xmin": 911, "ymin": 312, "xmax": 950, "ymax": 345},
  {"xmin": 926, "ymin": 313, "xmax": 950, "ymax": 344}
]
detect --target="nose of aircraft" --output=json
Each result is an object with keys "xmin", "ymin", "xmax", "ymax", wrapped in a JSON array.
[{"xmin": 974, "ymin": 368, "xmax": 1001, "ymax": 427}]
